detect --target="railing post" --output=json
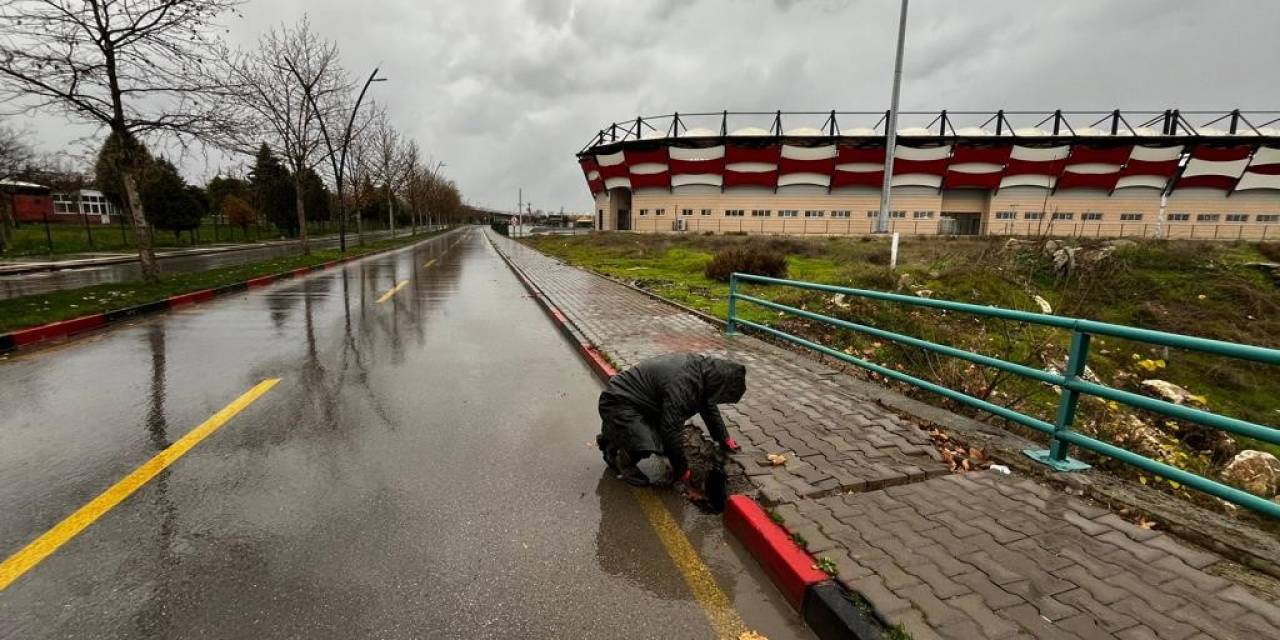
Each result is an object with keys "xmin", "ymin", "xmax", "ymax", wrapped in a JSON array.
[
  {"xmin": 726, "ymin": 273, "xmax": 739, "ymax": 335},
  {"xmin": 1025, "ymin": 330, "xmax": 1092, "ymax": 471}
]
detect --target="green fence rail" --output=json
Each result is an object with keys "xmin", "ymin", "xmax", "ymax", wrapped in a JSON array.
[{"xmin": 726, "ymin": 272, "xmax": 1280, "ymax": 519}]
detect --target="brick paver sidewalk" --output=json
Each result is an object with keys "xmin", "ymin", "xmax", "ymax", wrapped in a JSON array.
[{"xmin": 488, "ymin": 230, "xmax": 1280, "ymax": 639}]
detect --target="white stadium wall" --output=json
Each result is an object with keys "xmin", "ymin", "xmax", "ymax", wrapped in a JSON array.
[{"xmin": 578, "ymin": 112, "xmax": 1280, "ymax": 240}]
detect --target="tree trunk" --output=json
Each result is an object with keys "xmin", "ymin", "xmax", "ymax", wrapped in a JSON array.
[
  {"xmin": 294, "ymin": 174, "xmax": 309, "ymax": 255},
  {"xmin": 122, "ymin": 170, "xmax": 159, "ymax": 281},
  {"xmin": 0, "ymin": 199, "xmax": 15, "ymax": 251},
  {"xmin": 387, "ymin": 185, "xmax": 394, "ymax": 238}
]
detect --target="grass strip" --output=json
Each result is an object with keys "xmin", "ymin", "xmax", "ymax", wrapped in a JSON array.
[{"xmin": 0, "ymin": 228, "xmax": 448, "ymax": 333}]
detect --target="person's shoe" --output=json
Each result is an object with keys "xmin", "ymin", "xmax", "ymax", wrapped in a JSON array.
[{"xmin": 598, "ymin": 435, "xmax": 620, "ymax": 473}]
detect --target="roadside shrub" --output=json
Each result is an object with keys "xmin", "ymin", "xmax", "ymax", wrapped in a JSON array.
[
  {"xmin": 1258, "ymin": 242, "xmax": 1280, "ymax": 262},
  {"xmin": 704, "ymin": 247, "xmax": 788, "ymax": 282}
]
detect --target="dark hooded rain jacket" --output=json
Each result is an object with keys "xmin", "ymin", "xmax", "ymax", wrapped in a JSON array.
[{"xmin": 598, "ymin": 353, "xmax": 747, "ymax": 477}]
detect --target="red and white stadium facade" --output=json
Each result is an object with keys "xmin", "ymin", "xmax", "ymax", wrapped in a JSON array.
[{"xmin": 576, "ymin": 110, "xmax": 1280, "ymax": 240}]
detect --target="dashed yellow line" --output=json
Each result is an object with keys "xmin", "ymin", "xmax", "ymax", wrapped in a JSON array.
[
  {"xmin": 631, "ymin": 488, "xmax": 747, "ymax": 639},
  {"xmin": 0, "ymin": 378, "xmax": 281, "ymax": 592},
  {"xmin": 375, "ymin": 280, "xmax": 410, "ymax": 304}
]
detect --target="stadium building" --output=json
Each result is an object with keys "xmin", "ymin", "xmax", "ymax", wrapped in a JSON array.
[{"xmin": 575, "ymin": 110, "xmax": 1280, "ymax": 240}]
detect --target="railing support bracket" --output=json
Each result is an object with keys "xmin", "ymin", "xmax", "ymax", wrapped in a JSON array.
[{"xmin": 1023, "ymin": 448, "xmax": 1092, "ymax": 472}]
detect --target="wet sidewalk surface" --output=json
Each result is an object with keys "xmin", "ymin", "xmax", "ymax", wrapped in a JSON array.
[{"xmin": 487, "ymin": 229, "xmax": 1280, "ymax": 640}]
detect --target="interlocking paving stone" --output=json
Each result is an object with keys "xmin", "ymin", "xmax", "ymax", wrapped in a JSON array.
[{"xmin": 489, "ymin": 231, "xmax": 1280, "ymax": 640}]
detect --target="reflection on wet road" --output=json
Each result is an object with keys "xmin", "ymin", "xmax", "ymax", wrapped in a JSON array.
[
  {"xmin": 0, "ymin": 230, "xmax": 402, "ymax": 300},
  {"xmin": 0, "ymin": 228, "xmax": 811, "ymax": 639}
]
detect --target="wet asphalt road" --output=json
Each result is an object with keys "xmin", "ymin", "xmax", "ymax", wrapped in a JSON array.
[
  {"xmin": 0, "ymin": 227, "xmax": 812, "ymax": 639},
  {"xmin": 0, "ymin": 229, "xmax": 404, "ymax": 300}
]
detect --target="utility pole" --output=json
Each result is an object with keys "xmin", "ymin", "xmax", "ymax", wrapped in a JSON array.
[
  {"xmin": 876, "ymin": 0, "xmax": 910, "ymax": 234},
  {"xmin": 291, "ymin": 65, "xmax": 386, "ymax": 253},
  {"xmin": 517, "ymin": 187, "xmax": 522, "ymax": 237}
]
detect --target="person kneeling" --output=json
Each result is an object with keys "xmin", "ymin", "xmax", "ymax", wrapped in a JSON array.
[{"xmin": 596, "ymin": 353, "xmax": 745, "ymax": 486}]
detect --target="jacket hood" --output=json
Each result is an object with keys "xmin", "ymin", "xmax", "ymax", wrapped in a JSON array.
[{"xmin": 702, "ymin": 357, "xmax": 746, "ymax": 404}]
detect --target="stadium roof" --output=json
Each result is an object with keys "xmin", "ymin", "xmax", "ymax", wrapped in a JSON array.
[
  {"xmin": 575, "ymin": 110, "xmax": 1280, "ymax": 195},
  {"xmin": 580, "ymin": 109, "xmax": 1280, "ymax": 153}
]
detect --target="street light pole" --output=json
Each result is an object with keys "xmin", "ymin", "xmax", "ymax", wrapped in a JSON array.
[
  {"xmin": 289, "ymin": 63, "xmax": 386, "ymax": 253},
  {"xmin": 876, "ymin": 0, "xmax": 910, "ymax": 235}
]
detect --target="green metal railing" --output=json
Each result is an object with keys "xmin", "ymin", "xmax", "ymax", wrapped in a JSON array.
[{"xmin": 726, "ymin": 272, "xmax": 1280, "ymax": 519}]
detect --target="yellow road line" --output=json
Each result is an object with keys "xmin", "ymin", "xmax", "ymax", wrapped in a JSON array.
[
  {"xmin": 423, "ymin": 259, "xmax": 437, "ymax": 268},
  {"xmin": 631, "ymin": 488, "xmax": 747, "ymax": 639},
  {"xmin": 375, "ymin": 280, "xmax": 410, "ymax": 304},
  {"xmin": 0, "ymin": 378, "xmax": 281, "ymax": 592}
]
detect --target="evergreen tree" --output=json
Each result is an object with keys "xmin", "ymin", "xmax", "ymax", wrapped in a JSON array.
[
  {"xmin": 94, "ymin": 131, "xmax": 152, "ymax": 207},
  {"xmin": 248, "ymin": 143, "xmax": 296, "ymax": 235},
  {"xmin": 299, "ymin": 167, "xmax": 330, "ymax": 222},
  {"xmin": 143, "ymin": 159, "xmax": 202, "ymax": 240},
  {"xmin": 206, "ymin": 175, "xmax": 249, "ymax": 214}
]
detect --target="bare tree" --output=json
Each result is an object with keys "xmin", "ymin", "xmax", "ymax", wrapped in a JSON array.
[
  {"xmin": 0, "ymin": 0, "xmax": 240, "ymax": 280},
  {"xmin": 293, "ymin": 64, "xmax": 385, "ymax": 252},
  {"xmin": 401, "ymin": 140, "xmax": 423, "ymax": 233},
  {"xmin": 345, "ymin": 111, "xmax": 380, "ymax": 240},
  {"xmin": 0, "ymin": 123, "xmax": 35, "ymax": 249},
  {"xmin": 366, "ymin": 108, "xmax": 417, "ymax": 238},
  {"xmin": 223, "ymin": 18, "xmax": 347, "ymax": 254},
  {"xmin": 422, "ymin": 171, "xmax": 462, "ymax": 226}
]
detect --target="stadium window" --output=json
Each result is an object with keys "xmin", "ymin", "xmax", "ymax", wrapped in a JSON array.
[
  {"xmin": 1167, "ymin": 213, "xmax": 1190, "ymax": 221},
  {"xmin": 1082, "ymin": 212, "xmax": 1103, "ymax": 221},
  {"xmin": 830, "ymin": 210, "xmax": 851, "ymax": 218},
  {"xmin": 655, "ymin": 208, "xmax": 666, "ymax": 216},
  {"xmin": 1052, "ymin": 212, "xmax": 1074, "ymax": 220},
  {"xmin": 638, "ymin": 209, "xmax": 649, "ymax": 216},
  {"xmin": 913, "ymin": 210, "xmax": 933, "ymax": 219},
  {"xmin": 1196, "ymin": 214, "xmax": 1220, "ymax": 222},
  {"xmin": 1225, "ymin": 214, "xmax": 1248, "ymax": 222},
  {"xmin": 890, "ymin": 210, "xmax": 906, "ymax": 219},
  {"xmin": 700, "ymin": 208, "xmax": 713, "ymax": 216},
  {"xmin": 1024, "ymin": 211, "xmax": 1043, "ymax": 220},
  {"xmin": 725, "ymin": 209, "xmax": 744, "ymax": 217},
  {"xmin": 1119, "ymin": 213, "xmax": 1142, "ymax": 221},
  {"xmin": 804, "ymin": 210, "xmax": 824, "ymax": 218},
  {"xmin": 866, "ymin": 210, "xmax": 878, "ymax": 218},
  {"xmin": 681, "ymin": 208, "xmax": 693, "ymax": 216},
  {"xmin": 1258, "ymin": 214, "xmax": 1279, "ymax": 223},
  {"xmin": 751, "ymin": 209, "xmax": 771, "ymax": 217},
  {"xmin": 779, "ymin": 210, "xmax": 798, "ymax": 218},
  {"xmin": 995, "ymin": 211, "xmax": 1016, "ymax": 220}
]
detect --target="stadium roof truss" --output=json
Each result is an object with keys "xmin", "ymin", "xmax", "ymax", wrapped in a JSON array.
[{"xmin": 576, "ymin": 110, "xmax": 1280, "ymax": 196}]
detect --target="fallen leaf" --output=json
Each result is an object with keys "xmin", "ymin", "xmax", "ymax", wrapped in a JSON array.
[{"xmin": 765, "ymin": 453, "xmax": 788, "ymax": 466}]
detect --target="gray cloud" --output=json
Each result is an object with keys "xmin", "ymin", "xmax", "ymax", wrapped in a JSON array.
[{"xmin": 8, "ymin": 0, "xmax": 1280, "ymax": 215}]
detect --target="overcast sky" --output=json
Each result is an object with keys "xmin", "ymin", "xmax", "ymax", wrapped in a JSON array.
[{"xmin": 12, "ymin": 0, "xmax": 1280, "ymax": 213}]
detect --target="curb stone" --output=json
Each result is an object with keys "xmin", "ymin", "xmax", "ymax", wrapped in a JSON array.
[
  {"xmin": 1, "ymin": 230, "xmax": 454, "ymax": 353},
  {"xmin": 488, "ymin": 231, "xmax": 885, "ymax": 640}
]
